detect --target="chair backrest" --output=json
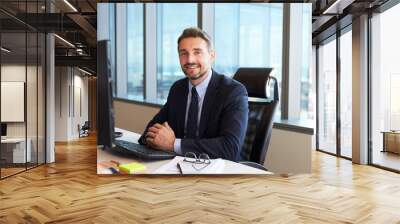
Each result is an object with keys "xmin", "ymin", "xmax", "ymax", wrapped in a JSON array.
[
  {"xmin": 233, "ymin": 68, "xmax": 279, "ymax": 165},
  {"xmin": 82, "ymin": 121, "xmax": 90, "ymax": 130}
]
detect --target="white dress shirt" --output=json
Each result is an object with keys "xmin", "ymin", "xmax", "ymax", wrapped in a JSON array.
[{"xmin": 173, "ymin": 69, "xmax": 213, "ymax": 155}]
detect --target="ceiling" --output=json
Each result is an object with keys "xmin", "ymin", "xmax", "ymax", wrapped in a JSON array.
[
  {"xmin": 311, "ymin": 0, "xmax": 390, "ymax": 44},
  {"xmin": 0, "ymin": 0, "xmax": 395, "ymax": 74},
  {"xmin": 0, "ymin": 0, "xmax": 97, "ymax": 73}
]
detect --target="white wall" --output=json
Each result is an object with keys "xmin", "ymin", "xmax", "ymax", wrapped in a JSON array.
[
  {"xmin": 1, "ymin": 65, "xmax": 33, "ymax": 138},
  {"xmin": 72, "ymin": 73, "xmax": 89, "ymax": 137},
  {"xmin": 55, "ymin": 67, "xmax": 89, "ymax": 141},
  {"xmin": 1, "ymin": 64, "xmax": 26, "ymax": 81},
  {"xmin": 46, "ymin": 32, "xmax": 56, "ymax": 163},
  {"xmin": 352, "ymin": 15, "xmax": 369, "ymax": 164},
  {"xmin": 1, "ymin": 65, "xmax": 26, "ymax": 132},
  {"xmin": 55, "ymin": 67, "xmax": 69, "ymax": 141}
]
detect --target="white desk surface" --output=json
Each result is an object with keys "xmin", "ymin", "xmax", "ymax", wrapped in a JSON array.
[{"xmin": 97, "ymin": 128, "xmax": 273, "ymax": 175}]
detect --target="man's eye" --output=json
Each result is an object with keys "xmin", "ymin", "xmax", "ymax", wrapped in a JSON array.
[{"xmin": 180, "ymin": 52, "xmax": 188, "ymax": 56}]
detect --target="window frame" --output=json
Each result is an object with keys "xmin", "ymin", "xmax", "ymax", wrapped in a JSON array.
[
  {"xmin": 315, "ymin": 24, "xmax": 353, "ymax": 160},
  {"xmin": 113, "ymin": 3, "xmax": 310, "ymax": 125}
]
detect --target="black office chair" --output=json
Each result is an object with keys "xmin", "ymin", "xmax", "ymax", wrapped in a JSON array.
[{"xmin": 233, "ymin": 68, "xmax": 279, "ymax": 171}]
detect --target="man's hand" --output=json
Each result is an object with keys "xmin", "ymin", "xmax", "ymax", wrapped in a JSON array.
[{"xmin": 146, "ymin": 122, "xmax": 175, "ymax": 152}]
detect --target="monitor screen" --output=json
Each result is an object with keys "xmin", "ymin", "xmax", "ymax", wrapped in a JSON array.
[
  {"xmin": 97, "ymin": 40, "xmax": 115, "ymax": 150},
  {"xmin": 1, "ymin": 123, "xmax": 7, "ymax": 137}
]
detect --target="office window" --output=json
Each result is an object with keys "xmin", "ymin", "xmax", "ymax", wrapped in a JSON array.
[
  {"xmin": 371, "ymin": 3, "xmax": 400, "ymax": 171},
  {"xmin": 317, "ymin": 37, "xmax": 337, "ymax": 154},
  {"xmin": 127, "ymin": 4, "xmax": 144, "ymax": 100},
  {"xmin": 300, "ymin": 5, "xmax": 314, "ymax": 121},
  {"xmin": 214, "ymin": 3, "xmax": 283, "ymax": 80},
  {"xmin": 340, "ymin": 29, "xmax": 352, "ymax": 158},
  {"xmin": 156, "ymin": 4, "xmax": 197, "ymax": 100}
]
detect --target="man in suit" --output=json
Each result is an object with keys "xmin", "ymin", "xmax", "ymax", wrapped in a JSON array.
[{"xmin": 139, "ymin": 27, "xmax": 248, "ymax": 161}]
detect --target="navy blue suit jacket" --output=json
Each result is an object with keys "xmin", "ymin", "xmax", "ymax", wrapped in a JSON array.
[{"xmin": 139, "ymin": 70, "xmax": 248, "ymax": 161}]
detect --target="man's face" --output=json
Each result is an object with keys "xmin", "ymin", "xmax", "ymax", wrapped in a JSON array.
[{"xmin": 178, "ymin": 37, "xmax": 215, "ymax": 81}]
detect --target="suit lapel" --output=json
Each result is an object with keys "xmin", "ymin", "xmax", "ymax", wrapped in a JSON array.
[
  {"xmin": 176, "ymin": 80, "xmax": 188, "ymax": 138},
  {"xmin": 198, "ymin": 71, "xmax": 220, "ymax": 137}
]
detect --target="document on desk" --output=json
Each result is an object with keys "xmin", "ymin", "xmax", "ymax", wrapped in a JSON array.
[
  {"xmin": 178, "ymin": 159, "xmax": 225, "ymax": 174},
  {"xmin": 153, "ymin": 156, "xmax": 225, "ymax": 174}
]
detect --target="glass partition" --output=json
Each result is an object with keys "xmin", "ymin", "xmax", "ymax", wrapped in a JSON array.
[
  {"xmin": 0, "ymin": 1, "xmax": 46, "ymax": 179},
  {"xmin": 317, "ymin": 37, "xmax": 337, "ymax": 155},
  {"xmin": 1, "ymin": 31, "xmax": 28, "ymax": 177}
]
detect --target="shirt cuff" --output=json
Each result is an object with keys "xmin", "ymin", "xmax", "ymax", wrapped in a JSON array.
[{"xmin": 173, "ymin": 138, "xmax": 182, "ymax": 155}]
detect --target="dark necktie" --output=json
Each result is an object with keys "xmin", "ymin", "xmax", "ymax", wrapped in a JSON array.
[{"xmin": 186, "ymin": 87, "xmax": 199, "ymax": 138}]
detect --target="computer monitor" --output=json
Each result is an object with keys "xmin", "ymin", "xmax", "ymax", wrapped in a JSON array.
[
  {"xmin": 1, "ymin": 123, "xmax": 7, "ymax": 138},
  {"xmin": 97, "ymin": 40, "xmax": 115, "ymax": 150}
]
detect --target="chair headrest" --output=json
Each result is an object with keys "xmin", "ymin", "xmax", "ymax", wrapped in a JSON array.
[{"xmin": 233, "ymin": 67, "xmax": 275, "ymax": 99}]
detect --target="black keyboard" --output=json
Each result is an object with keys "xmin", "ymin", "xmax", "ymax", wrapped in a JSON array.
[{"xmin": 113, "ymin": 139, "xmax": 175, "ymax": 160}]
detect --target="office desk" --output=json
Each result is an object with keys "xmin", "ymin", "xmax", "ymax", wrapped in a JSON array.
[
  {"xmin": 97, "ymin": 128, "xmax": 272, "ymax": 175},
  {"xmin": 1, "ymin": 137, "xmax": 31, "ymax": 164},
  {"xmin": 381, "ymin": 131, "xmax": 400, "ymax": 154}
]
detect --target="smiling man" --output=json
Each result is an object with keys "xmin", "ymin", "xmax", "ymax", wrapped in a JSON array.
[{"xmin": 138, "ymin": 27, "xmax": 248, "ymax": 161}]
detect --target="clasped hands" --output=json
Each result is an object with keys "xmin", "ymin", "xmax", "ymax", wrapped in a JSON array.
[{"xmin": 145, "ymin": 122, "xmax": 175, "ymax": 152}]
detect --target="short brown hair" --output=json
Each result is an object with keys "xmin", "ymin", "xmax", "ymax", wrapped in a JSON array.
[{"xmin": 177, "ymin": 27, "xmax": 213, "ymax": 51}]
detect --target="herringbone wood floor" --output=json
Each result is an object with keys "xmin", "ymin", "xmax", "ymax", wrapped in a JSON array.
[{"xmin": 1, "ymin": 135, "xmax": 400, "ymax": 223}]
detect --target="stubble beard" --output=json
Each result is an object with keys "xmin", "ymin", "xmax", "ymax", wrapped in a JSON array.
[{"xmin": 183, "ymin": 65, "xmax": 208, "ymax": 81}]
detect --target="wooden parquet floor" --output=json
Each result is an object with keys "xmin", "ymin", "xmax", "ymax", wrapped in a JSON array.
[{"xmin": 1, "ymin": 135, "xmax": 400, "ymax": 223}]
